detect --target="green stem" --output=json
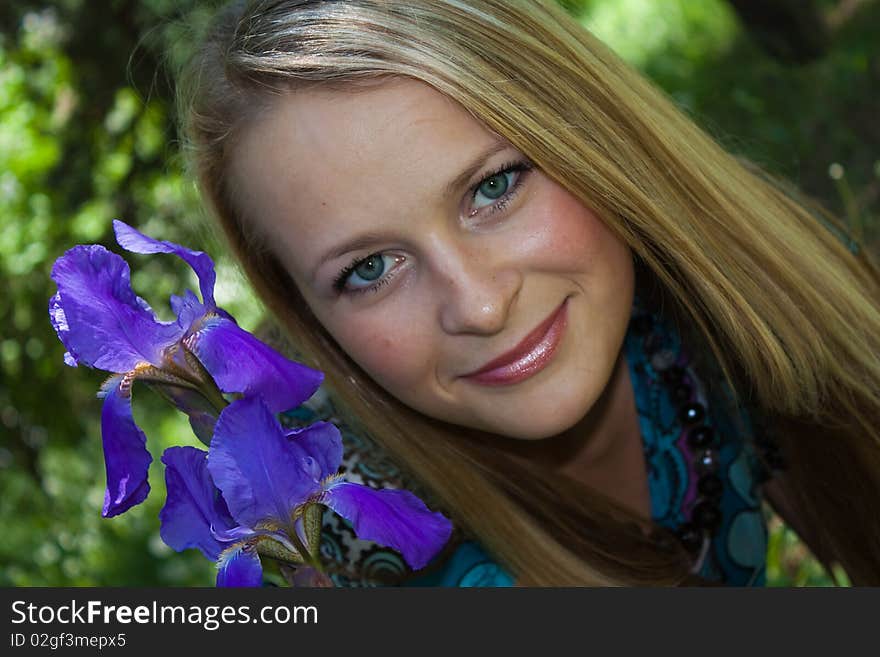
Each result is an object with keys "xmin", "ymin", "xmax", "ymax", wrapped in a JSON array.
[
  {"xmin": 286, "ymin": 528, "xmax": 323, "ymax": 571},
  {"xmin": 199, "ymin": 378, "xmax": 229, "ymax": 415}
]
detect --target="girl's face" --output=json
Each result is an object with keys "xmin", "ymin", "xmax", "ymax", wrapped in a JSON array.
[{"xmin": 230, "ymin": 77, "xmax": 634, "ymax": 439}]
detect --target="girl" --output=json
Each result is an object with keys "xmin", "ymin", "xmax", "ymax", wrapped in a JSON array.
[{"xmin": 173, "ymin": 0, "xmax": 880, "ymax": 586}]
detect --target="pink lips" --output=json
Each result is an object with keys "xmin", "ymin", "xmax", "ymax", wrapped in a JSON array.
[{"xmin": 463, "ymin": 299, "xmax": 568, "ymax": 386}]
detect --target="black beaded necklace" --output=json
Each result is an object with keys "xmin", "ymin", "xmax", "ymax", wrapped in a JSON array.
[{"xmin": 628, "ymin": 307, "xmax": 785, "ymax": 576}]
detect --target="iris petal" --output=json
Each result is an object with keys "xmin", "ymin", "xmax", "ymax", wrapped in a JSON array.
[
  {"xmin": 323, "ymin": 482, "xmax": 453, "ymax": 571},
  {"xmin": 100, "ymin": 376, "xmax": 153, "ymax": 517},
  {"xmin": 159, "ymin": 446, "xmax": 237, "ymax": 560},
  {"xmin": 113, "ymin": 220, "xmax": 217, "ymax": 308},
  {"xmin": 284, "ymin": 421, "xmax": 343, "ymax": 481},
  {"xmin": 216, "ymin": 544, "xmax": 263, "ymax": 587},
  {"xmin": 190, "ymin": 316, "xmax": 323, "ymax": 413},
  {"xmin": 50, "ymin": 245, "xmax": 182, "ymax": 371},
  {"xmin": 170, "ymin": 289, "xmax": 208, "ymax": 331},
  {"xmin": 208, "ymin": 397, "xmax": 318, "ymax": 528}
]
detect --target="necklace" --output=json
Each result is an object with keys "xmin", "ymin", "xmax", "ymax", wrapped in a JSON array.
[{"xmin": 625, "ymin": 302, "xmax": 784, "ymax": 584}]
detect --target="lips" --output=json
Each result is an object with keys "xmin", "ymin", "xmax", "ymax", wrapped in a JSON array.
[{"xmin": 462, "ymin": 298, "xmax": 568, "ymax": 386}]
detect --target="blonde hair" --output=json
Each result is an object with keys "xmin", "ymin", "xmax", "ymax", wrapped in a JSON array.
[{"xmin": 174, "ymin": 0, "xmax": 880, "ymax": 585}]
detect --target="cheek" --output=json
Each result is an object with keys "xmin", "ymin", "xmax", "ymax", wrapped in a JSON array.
[
  {"xmin": 325, "ymin": 312, "xmax": 432, "ymax": 390},
  {"xmin": 523, "ymin": 181, "xmax": 618, "ymax": 271}
]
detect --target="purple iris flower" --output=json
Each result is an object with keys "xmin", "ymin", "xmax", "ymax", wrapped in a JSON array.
[
  {"xmin": 48, "ymin": 220, "xmax": 323, "ymax": 518},
  {"xmin": 159, "ymin": 397, "xmax": 453, "ymax": 586}
]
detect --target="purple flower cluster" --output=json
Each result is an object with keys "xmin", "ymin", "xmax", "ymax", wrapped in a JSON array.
[{"xmin": 48, "ymin": 221, "xmax": 452, "ymax": 586}]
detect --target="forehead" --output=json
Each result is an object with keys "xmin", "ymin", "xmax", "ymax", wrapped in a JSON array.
[{"xmin": 229, "ymin": 78, "xmax": 501, "ymax": 276}]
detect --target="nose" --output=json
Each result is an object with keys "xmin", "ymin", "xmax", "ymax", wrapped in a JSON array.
[{"xmin": 435, "ymin": 246, "xmax": 522, "ymax": 336}]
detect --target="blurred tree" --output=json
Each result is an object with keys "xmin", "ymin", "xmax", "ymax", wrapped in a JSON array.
[{"xmin": 725, "ymin": 0, "xmax": 830, "ymax": 63}]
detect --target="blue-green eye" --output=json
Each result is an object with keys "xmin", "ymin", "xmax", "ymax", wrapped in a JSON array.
[
  {"xmin": 470, "ymin": 161, "xmax": 533, "ymax": 214},
  {"xmin": 352, "ymin": 254, "xmax": 385, "ymax": 282},
  {"xmin": 333, "ymin": 253, "xmax": 404, "ymax": 294},
  {"xmin": 475, "ymin": 172, "xmax": 511, "ymax": 203}
]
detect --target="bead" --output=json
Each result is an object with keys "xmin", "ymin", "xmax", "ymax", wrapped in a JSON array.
[
  {"xmin": 671, "ymin": 383, "xmax": 692, "ymax": 404},
  {"xmin": 697, "ymin": 473, "xmax": 723, "ymax": 499},
  {"xmin": 662, "ymin": 366, "xmax": 685, "ymax": 386},
  {"xmin": 686, "ymin": 425, "xmax": 715, "ymax": 448},
  {"xmin": 694, "ymin": 448, "xmax": 720, "ymax": 475},
  {"xmin": 692, "ymin": 501, "xmax": 722, "ymax": 532},
  {"xmin": 651, "ymin": 349, "xmax": 676, "ymax": 371},
  {"xmin": 676, "ymin": 523, "xmax": 705, "ymax": 553},
  {"xmin": 679, "ymin": 402, "xmax": 705, "ymax": 425}
]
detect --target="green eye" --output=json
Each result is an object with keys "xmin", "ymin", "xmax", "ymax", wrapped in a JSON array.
[
  {"xmin": 471, "ymin": 162, "xmax": 531, "ymax": 213},
  {"xmin": 353, "ymin": 254, "xmax": 385, "ymax": 281},
  {"xmin": 476, "ymin": 173, "xmax": 510, "ymax": 201},
  {"xmin": 333, "ymin": 252, "xmax": 404, "ymax": 295}
]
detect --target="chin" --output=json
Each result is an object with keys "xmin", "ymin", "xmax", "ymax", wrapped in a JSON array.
[
  {"xmin": 489, "ymin": 414, "xmax": 586, "ymax": 441},
  {"xmin": 474, "ymin": 389, "xmax": 599, "ymax": 441}
]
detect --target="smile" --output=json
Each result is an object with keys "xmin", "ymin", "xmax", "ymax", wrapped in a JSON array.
[{"xmin": 462, "ymin": 298, "xmax": 568, "ymax": 386}]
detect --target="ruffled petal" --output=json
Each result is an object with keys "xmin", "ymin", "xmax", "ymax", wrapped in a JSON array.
[
  {"xmin": 50, "ymin": 245, "xmax": 182, "ymax": 371},
  {"xmin": 100, "ymin": 376, "xmax": 153, "ymax": 517},
  {"xmin": 159, "ymin": 446, "xmax": 237, "ymax": 560},
  {"xmin": 114, "ymin": 220, "xmax": 217, "ymax": 308},
  {"xmin": 216, "ymin": 544, "xmax": 263, "ymax": 587},
  {"xmin": 190, "ymin": 315, "xmax": 323, "ymax": 413},
  {"xmin": 211, "ymin": 525, "xmax": 259, "ymax": 544},
  {"xmin": 323, "ymin": 482, "xmax": 453, "ymax": 571},
  {"xmin": 169, "ymin": 289, "xmax": 208, "ymax": 331},
  {"xmin": 284, "ymin": 421, "xmax": 343, "ymax": 481},
  {"xmin": 208, "ymin": 397, "xmax": 318, "ymax": 528}
]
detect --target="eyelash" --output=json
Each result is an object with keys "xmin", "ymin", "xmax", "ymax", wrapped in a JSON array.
[{"xmin": 332, "ymin": 158, "xmax": 534, "ymax": 296}]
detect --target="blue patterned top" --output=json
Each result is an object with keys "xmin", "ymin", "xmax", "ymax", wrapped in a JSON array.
[
  {"xmin": 280, "ymin": 297, "xmax": 769, "ymax": 587},
  {"xmin": 621, "ymin": 298, "xmax": 768, "ymax": 585}
]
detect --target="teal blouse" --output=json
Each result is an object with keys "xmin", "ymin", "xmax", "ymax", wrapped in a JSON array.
[{"xmin": 280, "ymin": 296, "xmax": 770, "ymax": 587}]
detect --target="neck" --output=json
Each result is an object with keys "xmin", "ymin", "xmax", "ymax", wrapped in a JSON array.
[{"xmin": 491, "ymin": 349, "xmax": 651, "ymax": 519}]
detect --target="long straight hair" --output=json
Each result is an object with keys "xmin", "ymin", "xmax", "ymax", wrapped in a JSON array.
[{"xmin": 173, "ymin": 0, "xmax": 880, "ymax": 585}]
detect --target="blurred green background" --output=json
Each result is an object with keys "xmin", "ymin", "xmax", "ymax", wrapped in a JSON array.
[{"xmin": 1, "ymin": 0, "xmax": 877, "ymax": 587}]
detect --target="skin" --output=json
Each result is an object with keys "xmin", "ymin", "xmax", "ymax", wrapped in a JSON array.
[{"xmin": 230, "ymin": 77, "xmax": 650, "ymax": 518}]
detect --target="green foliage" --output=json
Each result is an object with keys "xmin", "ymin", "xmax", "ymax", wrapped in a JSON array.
[
  {"xmin": 0, "ymin": 1, "xmax": 255, "ymax": 587},
  {"xmin": 2, "ymin": 0, "xmax": 875, "ymax": 586},
  {"xmin": 579, "ymin": 0, "xmax": 880, "ymax": 247},
  {"xmin": 764, "ymin": 512, "xmax": 850, "ymax": 587}
]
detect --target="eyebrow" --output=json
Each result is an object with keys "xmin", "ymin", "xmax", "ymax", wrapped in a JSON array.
[{"xmin": 310, "ymin": 138, "xmax": 511, "ymax": 282}]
